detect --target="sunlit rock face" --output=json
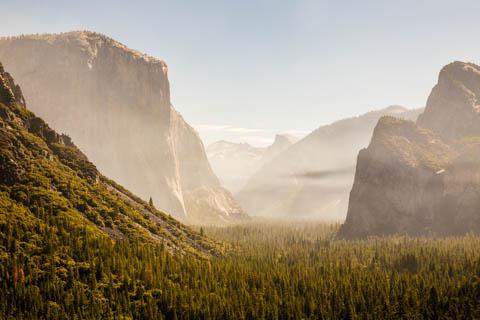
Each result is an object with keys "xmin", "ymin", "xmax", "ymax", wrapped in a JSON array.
[
  {"xmin": 237, "ymin": 106, "xmax": 422, "ymax": 220},
  {"xmin": 340, "ymin": 61, "xmax": 480, "ymax": 238},
  {"xmin": 0, "ymin": 31, "xmax": 247, "ymax": 223},
  {"xmin": 339, "ymin": 117, "xmax": 456, "ymax": 238},
  {"xmin": 418, "ymin": 62, "xmax": 480, "ymax": 140}
]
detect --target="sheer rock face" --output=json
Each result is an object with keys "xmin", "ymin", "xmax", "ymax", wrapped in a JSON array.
[
  {"xmin": 0, "ymin": 61, "xmax": 220, "ymax": 255},
  {"xmin": 435, "ymin": 143, "xmax": 480, "ymax": 234},
  {"xmin": 0, "ymin": 31, "xmax": 246, "ymax": 223},
  {"xmin": 418, "ymin": 61, "xmax": 480, "ymax": 140},
  {"xmin": 340, "ymin": 117, "xmax": 456, "ymax": 238},
  {"xmin": 341, "ymin": 61, "xmax": 480, "ymax": 238},
  {"xmin": 237, "ymin": 106, "xmax": 422, "ymax": 220}
]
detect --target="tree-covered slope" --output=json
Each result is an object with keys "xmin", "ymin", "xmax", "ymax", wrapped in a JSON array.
[
  {"xmin": 0, "ymin": 61, "xmax": 219, "ymax": 257},
  {"xmin": 0, "ymin": 31, "xmax": 248, "ymax": 224}
]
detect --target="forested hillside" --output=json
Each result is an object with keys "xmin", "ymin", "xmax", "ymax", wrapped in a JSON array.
[
  {"xmin": 0, "ymin": 31, "xmax": 247, "ymax": 224},
  {"xmin": 1, "ymin": 52, "xmax": 479, "ymax": 320},
  {"xmin": 0, "ymin": 60, "xmax": 220, "ymax": 253}
]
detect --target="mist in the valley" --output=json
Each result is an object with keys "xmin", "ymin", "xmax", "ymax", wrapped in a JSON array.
[
  {"xmin": 292, "ymin": 167, "xmax": 356, "ymax": 181},
  {"xmin": 208, "ymin": 106, "xmax": 423, "ymax": 221},
  {"xmin": 3, "ymin": 2, "xmax": 480, "ymax": 319}
]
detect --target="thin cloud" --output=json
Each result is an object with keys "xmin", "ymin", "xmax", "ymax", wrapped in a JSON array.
[
  {"xmin": 239, "ymin": 136, "xmax": 275, "ymax": 145},
  {"xmin": 194, "ymin": 124, "xmax": 231, "ymax": 131},
  {"xmin": 194, "ymin": 124, "xmax": 267, "ymax": 133},
  {"xmin": 280, "ymin": 129, "xmax": 310, "ymax": 136},
  {"xmin": 292, "ymin": 167, "xmax": 356, "ymax": 180},
  {"xmin": 229, "ymin": 127, "xmax": 268, "ymax": 133},
  {"xmin": 194, "ymin": 124, "xmax": 310, "ymax": 135}
]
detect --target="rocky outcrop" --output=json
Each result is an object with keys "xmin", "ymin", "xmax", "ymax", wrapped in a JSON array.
[
  {"xmin": 264, "ymin": 134, "xmax": 298, "ymax": 159},
  {"xmin": 0, "ymin": 31, "xmax": 246, "ymax": 223},
  {"xmin": 237, "ymin": 106, "xmax": 422, "ymax": 220},
  {"xmin": 340, "ymin": 61, "xmax": 480, "ymax": 238},
  {"xmin": 0, "ymin": 63, "xmax": 24, "ymax": 105},
  {"xmin": 339, "ymin": 117, "xmax": 456, "ymax": 238},
  {"xmin": 418, "ymin": 61, "xmax": 480, "ymax": 140},
  {"xmin": 206, "ymin": 134, "xmax": 297, "ymax": 193}
]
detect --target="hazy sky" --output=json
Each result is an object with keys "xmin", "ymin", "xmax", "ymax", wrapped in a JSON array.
[{"xmin": 2, "ymin": 0, "xmax": 480, "ymax": 146}]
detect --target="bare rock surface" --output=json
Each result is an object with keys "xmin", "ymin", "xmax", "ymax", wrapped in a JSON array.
[
  {"xmin": 341, "ymin": 61, "xmax": 480, "ymax": 238},
  {"xmin": 418, "ymin": 61, "xmax": 480, "ymax": 140},
  {"xmin": 0, "ymin": 31, "xmax": 247, "ymax": 223},
  {"xmin": 237, "ymin": 106, "xmax": 422, "ymax": 220}
]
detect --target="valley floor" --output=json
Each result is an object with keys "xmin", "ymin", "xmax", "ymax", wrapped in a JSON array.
[{"xmin": 2, "ymin": 220, "xmax": 480, "ymax": 319}]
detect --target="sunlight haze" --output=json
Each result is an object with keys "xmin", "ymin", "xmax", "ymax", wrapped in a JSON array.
[{"xmin": 3, "ymin": 0, "xmax": 480, "ymax": 145}]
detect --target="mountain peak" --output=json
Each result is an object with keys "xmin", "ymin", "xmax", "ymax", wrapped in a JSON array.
[
  {"xmin": 274, "ymin": 133, "xmax": 298, "ymax": 144},
  {"xmin": 438, "ymin": 61, "xmax": 480, "ymax": 82},
  {"xmin": 417, "ymin": 61, "xmax": 480, "ymax": 140},
  {"xmin": 267, "ymin": 134, "xmax": 297, "ymax": 152}
]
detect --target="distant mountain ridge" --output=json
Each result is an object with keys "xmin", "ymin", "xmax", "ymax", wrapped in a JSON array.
[
  {"xmin": 0, "ymin": 31, "xmax": 247, "ymax": 224},
  {"xmin": 340, "ymin": 61, "xmax": 480, "ymax": 238},
  {"xmin": 206, "ymin": 134, "xmax": 298, "ymax": 193},
  {"xmin": 237, "ymin": 105, "xmax": 423, "ymax": 219}
]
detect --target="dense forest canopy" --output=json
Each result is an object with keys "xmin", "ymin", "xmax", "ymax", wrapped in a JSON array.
[{"xmin": 2, "ymin": 221, "xmax": 480, "ymax": 319}]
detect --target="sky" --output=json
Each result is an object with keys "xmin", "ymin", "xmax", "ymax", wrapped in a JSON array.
[{"xmin": 2, "ymin": 0, "xmax": 480, "ymax": 146}]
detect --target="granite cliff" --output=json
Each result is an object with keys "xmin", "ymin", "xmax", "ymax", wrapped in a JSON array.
[
  {"xmin": 340, "ymin": 62, "xmax": 480, "ymax": 238},
  {"xmin": 418, "ymin": 61, "xmax": 480, "ymax": 140},
  {"xmin": 0, "ymin": 61, "xmax": 219, "ymax": 255},
  {"xmin": 0, "ymin": 31, "xmax": 246, "ymax": 224},
  {"xmin": 237, "ymin": 106, "xmax": 422, "ymax": 219}
]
